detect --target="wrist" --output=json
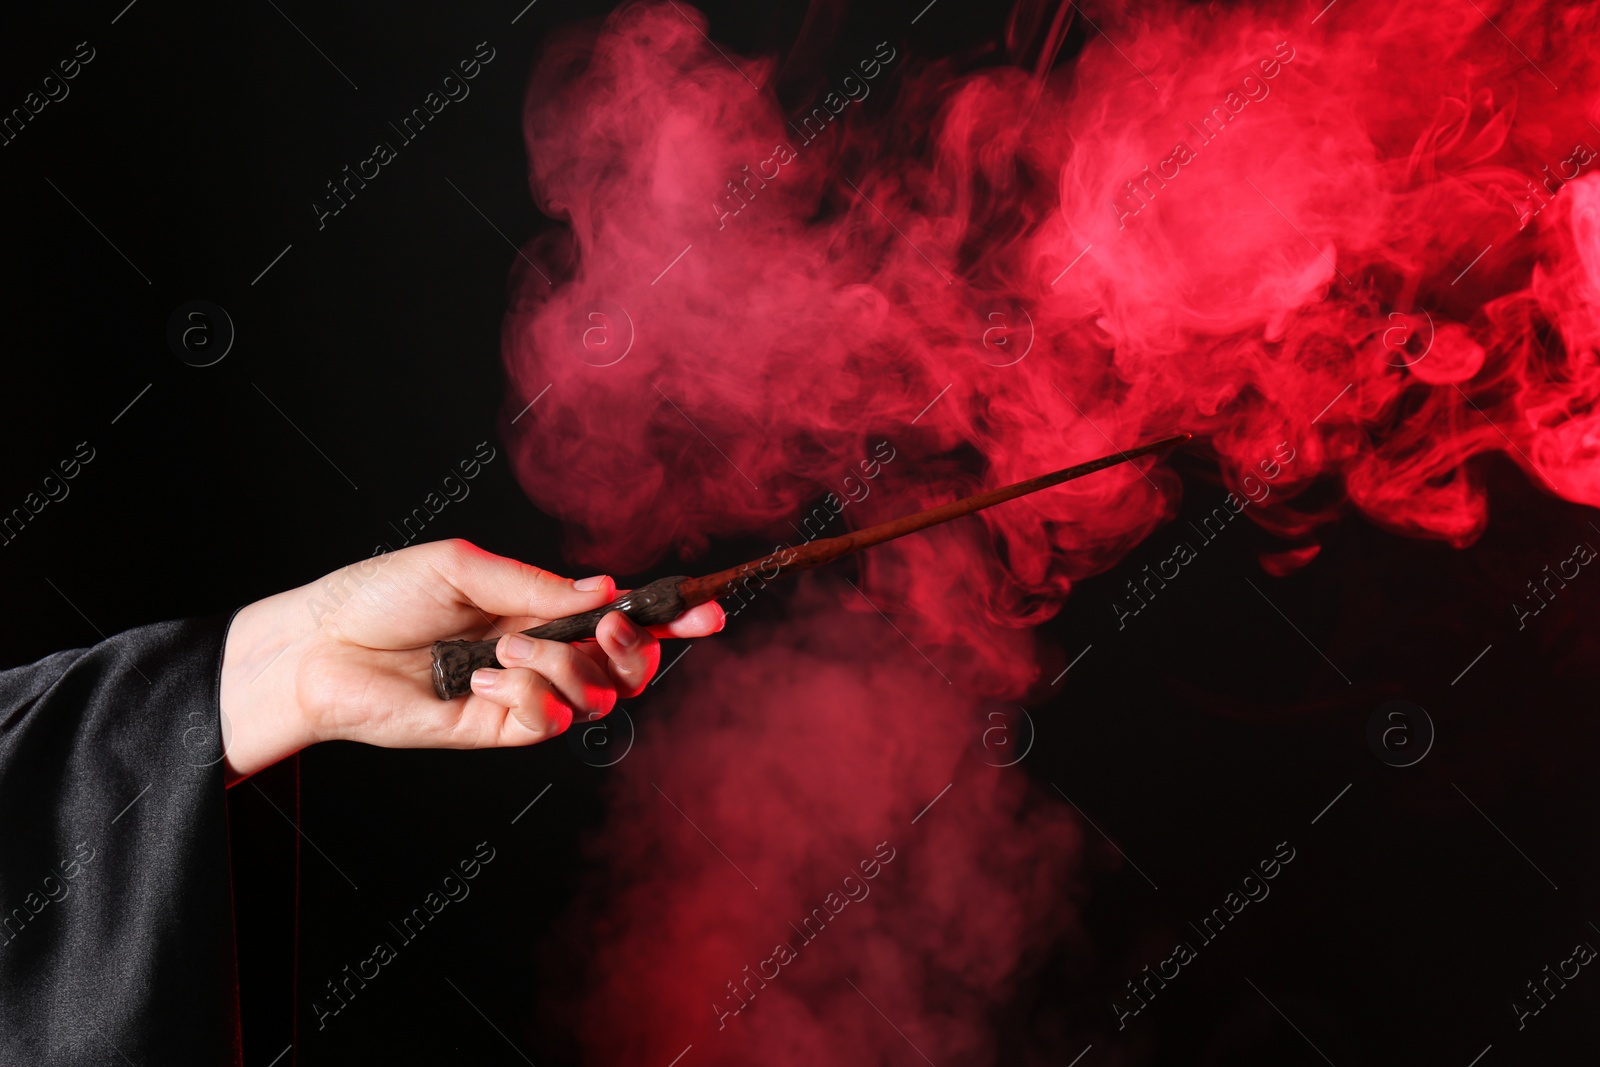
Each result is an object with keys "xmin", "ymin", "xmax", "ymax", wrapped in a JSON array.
[{"xmin": 219, "ymin": 590, "xmax": 322, "ymax": 784}]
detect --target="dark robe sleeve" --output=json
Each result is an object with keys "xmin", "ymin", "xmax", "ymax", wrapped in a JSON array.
[{"xmin": 0, "ymin": 617, "xmax": 242, "ymax": 1066}]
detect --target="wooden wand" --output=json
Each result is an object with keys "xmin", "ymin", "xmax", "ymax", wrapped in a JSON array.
[{"xmin": 430, "ymin": 432, "xmax": 1190, "ymax": 699}]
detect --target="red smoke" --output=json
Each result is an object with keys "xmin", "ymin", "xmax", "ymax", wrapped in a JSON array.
[
  {"xmin": 554, "ymin": 584, "xmax": 1084, "ymax": 1062},
  {"xmin": 501, "ymin": 0, "xmax": 1600, "ymax": 1060}
]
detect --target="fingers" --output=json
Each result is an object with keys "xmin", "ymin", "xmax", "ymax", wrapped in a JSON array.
[
  {"xmin": 471, "ymin": 633, "xmax": 619, "ymax": 735},
  {"xmin": 653, "ymin": 600, "xmax": 726, "ymax": 639},
  {"xmin": 423, "ymin": 539, "xmax": 616, "ymax": 621},
  {"xmin": 493, "ymin": 580, "xmax": 726, "ymax": 643},
  {"xmin": 594, "ymin": 612, "xmax": 661, "ymax": 698},
  {"xmin": 466, "ymin": 668, "xmax": 574, "ymax": 741}
]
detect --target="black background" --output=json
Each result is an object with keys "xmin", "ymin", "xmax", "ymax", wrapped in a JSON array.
[{"xmin": 2, "ymin": 1, "xmax": 1597, "ymax": 1064}]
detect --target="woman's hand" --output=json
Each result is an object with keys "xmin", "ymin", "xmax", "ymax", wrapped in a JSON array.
[{"xmin": 217, "ymin": 539, "xmax": 725, "ymax": 784}]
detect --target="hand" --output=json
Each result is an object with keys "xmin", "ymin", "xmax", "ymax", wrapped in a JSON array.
[{"xmin": 217, "ymin": 539, "xmax": 725, "ymax": 784}]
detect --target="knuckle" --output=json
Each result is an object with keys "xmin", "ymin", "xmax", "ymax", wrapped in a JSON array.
[
  {"xmin": 507, "ymin": 560, "xmax": 570, "ymax": 615},
  {"xmin": 611, "ymin": 642, "xmax": 659, "ymax": 691},
  {"xmin": 436, "ymin": 537, "xmax": 476, "ymax": 562},
  {"xmin": 522, "ymin": 561, "xmax": 565, "ymax": 589},
  {"xmin": 500, "ymin": 668, "xmax": 543, "ymax": 707},
  {"xmin": 424, "ymin": 537, "xmax": 480, "ymax": 580},
  {"xmin": 535, "ymin": 641, "xmax": 585, "ymax": 679}
]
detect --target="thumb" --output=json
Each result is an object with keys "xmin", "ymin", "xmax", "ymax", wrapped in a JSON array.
[{"xmin": 421, "ymin": 539, "xmax": 616, "ymax": 620}]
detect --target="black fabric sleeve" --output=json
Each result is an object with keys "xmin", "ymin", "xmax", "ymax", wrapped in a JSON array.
[{"xmin": 0, "ymin": 617, "xmax": 242, "ymax": 1066}]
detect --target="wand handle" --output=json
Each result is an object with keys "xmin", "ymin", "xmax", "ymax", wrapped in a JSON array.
[{"xmin": 429, "ymin": 575, "xmax": 690, "ymax": 699}]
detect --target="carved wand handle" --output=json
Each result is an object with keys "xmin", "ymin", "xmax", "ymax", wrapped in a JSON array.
[{"xmin": 430, "ymin": 576, "xmax": 691, "ymax": 700}]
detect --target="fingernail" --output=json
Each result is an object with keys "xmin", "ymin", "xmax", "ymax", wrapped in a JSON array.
[
  {"xmin": 471, "ymin": 668, "xmax": 499, "ymax": 694},
  {"xmin": 501, "ymin": 633, "xmax": 535, "ymax": 660},
  {"xmin": 574, "ymin": 574, "xmax": 611, "ymax": 592},
  {"xmin": 611, "ymin": 613, "xmax": 641, "ymax": 648}
]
